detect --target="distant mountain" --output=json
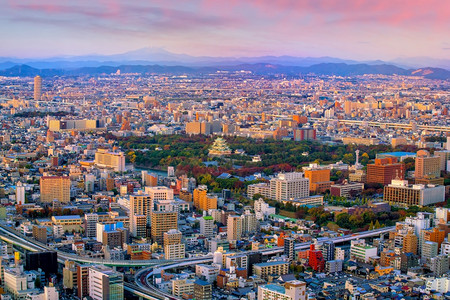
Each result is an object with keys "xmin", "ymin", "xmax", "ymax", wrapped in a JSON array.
[
  {"xmin": 0, "ymin": 48, "xmax": 448, "ymax": 70},
  {"xmin": 1, "ymin": 63, "xmax": 449, "ymax": 80}
]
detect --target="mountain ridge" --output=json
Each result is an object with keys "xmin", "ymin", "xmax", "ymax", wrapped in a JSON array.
[
  {"xmin": 1, "ymin": 48, "xmax": 449, "ymax": 70},
  {"xmin": 1, "ymin": 62, "xmax": 449, "ymax": 80}
]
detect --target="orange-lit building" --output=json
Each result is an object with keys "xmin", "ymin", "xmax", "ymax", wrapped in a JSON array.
[
  {"xmin": 366, "ymin": 157, "xmax": 405, "ymax": 186},
  {"xmin": 423, "ymin": 227, "xmax": 446, "ymax": 248},
  {"xmin": 403, "ymin": 231, "xmax": 418, "ymax": 255},
  {"xmin": 292, "ymin": 115, "xmax": 308, "ymax": 124},
  {"xmin": 303, "ymin": 166, "xmax": 333, "ymax": 193},
  {"xmin": 193, "ymin": 187, "xmax": 217, "ymax": 211}
]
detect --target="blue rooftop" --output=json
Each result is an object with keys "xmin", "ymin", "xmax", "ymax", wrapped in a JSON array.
[
  {"xmin": 264, "ymin": 284, "xmax": 286, "ymax": 294},
  {"xmin": 254, "ymin": 261, "xmax": 288, "ymax": 267}
]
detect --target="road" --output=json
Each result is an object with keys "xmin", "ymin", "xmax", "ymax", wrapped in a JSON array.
[{"xmin": 134, "ymin": 226, "xmax": 395, "ymax": 299}]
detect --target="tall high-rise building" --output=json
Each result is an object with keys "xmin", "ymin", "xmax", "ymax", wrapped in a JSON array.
[
  {"xmin": 89, "ymin": 265, "xmax": 124, "ymax": 300},
  {"xmin": 15, "ymin": 181, "xmax": 25, "ymax": 205},
  {"xmin": 403, "ymin": 231, "xmax": 418, "ymax": 255},
  {"xmin": 227, "ymin": 215, "xmax": 242, "ymax": 241},
  {"xmin": 423, "ymin": 227, "xmax": 446, "ymax": 248},
  {"xmin": 270, "ymin": 172, "xmax": 310, "ymax": 201},
  {"xmin": 63, "ymin": 260, "xmax": 78, "ymax": 290},
  {"xmin": 322, "ymin": 241, "xmax": 335, "ymax": 261},
  {"xmin": 193, "ymin": 186, "xmax": 217, "ymax": 211},
  {"xmin": 129, "ymin": 192, "xmax": 152, "ymax": 236},
  {"xmin": 284, "ymin": 238, "xmax": 295, "ymax": 261},
  {"xmin": 34, "ymin": 75, "xmax": 42, "ymax": 100},
  {"xmin": 85, "ymin": 213, "xmax": 99, "ymax": 238},
  {"xmin": 40, "ymin": 176, "xmax": 71, "ymax": 203},
  {"xmin": 77, "ymin": 265, "xmax": 90, "ymax": 299},
  {"xmin": 200, "ymin": 216, "xmax": 215, "ymax": 238},
  {"xmin": 151, "ymin": 211, "xmax": 178, "ymax": 244},
  {"xmin": 415, "ymin": 150, "xmax": 441, "ymax": 179},
  {"xmin": 367, "ymin": 157, "xmax": 405, "ymax": 185},
  {"xmin": 303, "ymin": 165, "xmax": 333, "ymax": 193}
]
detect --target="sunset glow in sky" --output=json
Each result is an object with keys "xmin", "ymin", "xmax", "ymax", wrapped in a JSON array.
[{"xmin": 1, "ymin": 0, "xmax": 449, "ymax": 60}]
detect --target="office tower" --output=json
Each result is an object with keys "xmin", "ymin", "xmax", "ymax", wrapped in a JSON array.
[
  {"xmin": 303, "ymin": 165, "xmax": 333, "ymax": 193},
  {"xmin": 270, "ymin": 172, "xmax": 310, "ymax": 201},
  {"xmin": 15, "ymin": 181, "xmax": 25, "ymax": 205},
  {"xmin": 415, "ymin": 150, "xmax": 441, "ymax": 179},
  {"xmin": 34, "ymin": 75, "xmax": 42, "ymax": 100},
  {"xmin": 85, "ymin": 213, "xmax": 99, "ymax": 238},
  {"xmin": 193, "ymin": 186, "xmax": 217, "ymax": 211},
  {"xmin": 94, "ymin": 149, "xmax": 125, "ymax": 172},
  {"xmin": 142, "ymin": 171, "xmax": 158, "ymax": 186},
  {"xmin": 383, "ymin": 180, "xmax": 445, "ymax": 207},
  {"xmin": 77, "ymin": 265, "xmax": 90, "ymax": 299},
  {"xmin": 194, "ymin": 279, "xmax": 212, "ymax": 300},
  {"xmin": 322, "ymin": 241, "xmax": 335, "ymax": 261},
  {"xmin": 227, "ymin": 215, "xmax": 242, "ymax": 241},
  {"xmin": 366, "ymin": 157, "xmax": 405, "ymax": 185},
  {"xmin": 284, "ymin": 238, "xmax": 295, "ymax": 261},
  {"xmin": 151, "ymin": 211, "xmax": 178, "ymax": 244},
  {"xmin": 25, "ymin": 251, "xmax": 57, "ymax": 275},
  {"xmin": 403, "ymin": 231, "xmax": 418, "ymax": 255},
  {"xmin": 129, "ymin": 192, "xmax": 152, "ymax": 236},
  {"xmin": 200, "ymin": 216, "xmax": 214, "ymax": 238},
  {"xmin": 63, "ymin": 260, "xmax": 78, "ymax": 290},
  {"xmin": 39, "ymin": 176, "xmax": 71, "ymax": 203},
  {"xmin": 89, "ymin": 265, "xmax": 124, "ymax": 300},
  {"xmin": 32, "ymin": 225, "xmax": 47, "ymax": 244}
]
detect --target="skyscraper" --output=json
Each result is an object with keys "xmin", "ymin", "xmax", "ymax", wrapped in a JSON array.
[
  {"xmin": 284, "ymin": 238, "xmax": 295, "ymax": 261},
  {"xmin": 34, "ymin": 75, "xmax": 42, "ymax": 100},
  {"xmin": 227, "ymin": 215, "xmax": 242, "ymax": 241},
  {"xmin": 129, "ymin": 192, "xmax": 152, "ymax": 236},
  {"xmin": 89, "ymin": 265, "xmax": 124, "ymax": 300},
  {"xmin": 151, "ymin": 210, "xmax": 178, "ymax": 244}
]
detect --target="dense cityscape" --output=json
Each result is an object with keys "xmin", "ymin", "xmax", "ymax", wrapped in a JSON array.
[
  {"xmin": 1, "ymin": 0, "xmax": 450, "ymax": 299},
  {"xmin": 0, "ymin": 69, "xmax": 447, "ymax": 300}
]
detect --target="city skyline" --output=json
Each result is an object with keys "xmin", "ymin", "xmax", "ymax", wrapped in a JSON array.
[{"xmin": 0, "ymin": 0, "xmax": 449, "ymax": 61}]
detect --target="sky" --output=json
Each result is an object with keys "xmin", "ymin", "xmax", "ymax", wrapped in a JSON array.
[{"xmin": 0, "ymin": 0, "xmax": 449, "ymax": 60}]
